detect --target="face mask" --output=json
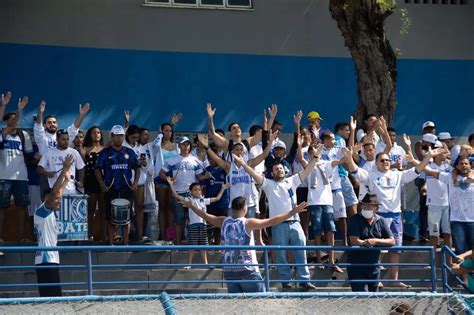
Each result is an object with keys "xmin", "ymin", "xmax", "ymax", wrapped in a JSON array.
[{"xmin": 361, "ymin": 210, "xmax": 374, "ymax": 219}]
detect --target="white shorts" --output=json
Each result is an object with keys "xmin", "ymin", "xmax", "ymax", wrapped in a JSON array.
[
  {"xmin": 428, "ymin": 205, "xmax": 450, "ymax": 237},
  {"xmin": 28, "ymin": 185, "xmax": 41, "ymax": 217},
  {"xmin": 332, "ymin": 190, "xmax": 346, "ymax": 220}
]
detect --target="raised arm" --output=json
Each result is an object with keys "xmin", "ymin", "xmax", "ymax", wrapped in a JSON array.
[
  {"xmin": 247, "ymin": 129, "xmax": 277, "ymax": 168},
  {"xmin": 207, "ymin": 103, "xmax": 229, "ymax": 148},
  {"xmin": 298, "ymin": 144, "xmax": 323, "ymax": 182},
  {"xmin": 378, "ymin": 116, "xmax": 392, "ymax": 155},
  {"xmin": 180, "ymin": 198, "xmax": 226, "ymax": 228},
  {"xmin": 15, "ymin": 96, "xmax": 29, "ymax": 122},
  {"xmin": 198, "ymin": 133, "xmax": 231, "ymax": 172},
  {"xmin": 0, "ymin": 92, "xmax": 12, "ymax": 121},
  {"xmin": 166, "ymin": 177, "xmax": 186, "ymax": 202},
  {"xmin": 209, "ymin": 183, "xmax": 230, "ymax": 203},
  {"xmin": 402, "ymin": 133, "xmax": 413, "ymax": 155},
  {"xmin": 266, "ymin": 104, "xmax": 278, "ymax": 136},
  {"xmin": 51, "ymin": 155, "xmax": 73, "ymax": 194},
  {"xmin": 246, "ymin": 202, "xmax": 307, "ymax": 230},
  {"xmin": 73, "ymin": 103, "xmax": 90, "ymax": 129},
  {"xmin": 232, "ymin": 153, "xmax": 264, "ymax": 186},
  {"xmin": 406, "ymin": 147, "xmax": 447, "ymax": 176}
]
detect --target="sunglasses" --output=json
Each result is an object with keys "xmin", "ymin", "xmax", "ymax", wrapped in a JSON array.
[
  {"xmin": 56, "ymin": 129, "xmax": 68, "ymax": 136},
  {"xmin": 378, "ymin": 158, "xmax": 391, "ymax": 163}
]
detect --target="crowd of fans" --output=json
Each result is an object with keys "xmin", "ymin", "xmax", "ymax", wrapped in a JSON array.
[{"xmin": 0, "ymin": 91, "xmax": 473, "ymax": 294}]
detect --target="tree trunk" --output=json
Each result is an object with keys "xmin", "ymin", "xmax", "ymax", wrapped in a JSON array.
[{"xmin": 329, "ymin": 0, "xmax": 397, "ymax": 125}]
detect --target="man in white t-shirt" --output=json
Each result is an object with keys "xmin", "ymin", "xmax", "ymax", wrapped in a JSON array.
[
  {"xmin": 33, "ymin": 101, "xmax": 90, "ymax": 156},
  {"xmin": 159, "ymin": 136, "xmax": 208, "ymax": 245},
  {"xmin": 345, "ymin": 147, "xmax": 432, "ymax": 288},
  {"xmin": 0, "ymin": 99, "xmax": 32, "ymax": 243},
  {"xmin": 438, "ymin": 132, "xmax": 461, "ymax": 165},
  {"xmin": 38, "ymin": 129, "xmax": 85, "ymax": 196},
  {"xmin": 34, "ymin": 154, "xmax": 72, "ymax": 297},
  {"xmin": 423, "ymin": 142, "xmax": 452, "ymax": 253},
  {"xmin": 418, "ymin": 152, "xmax": 474, "ymax": 256},
  {"xmin": 233, "ymin": 149, "xmax": 319, "ymax": 291}
]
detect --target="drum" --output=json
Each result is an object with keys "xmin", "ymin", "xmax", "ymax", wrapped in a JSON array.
[{"xmin": 111, "ymin": 198, "xmax": 131, "ymax": 226}]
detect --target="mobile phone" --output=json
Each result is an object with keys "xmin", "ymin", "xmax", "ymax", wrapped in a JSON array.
[{"xmin": 140, "ymin": 153, "xmax": 146, "ymax": 159}]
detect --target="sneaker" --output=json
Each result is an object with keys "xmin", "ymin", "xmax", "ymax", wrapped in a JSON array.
[
  {"xmin": 299, "ymin": 282, "xmax": 317, "ymax": 291},
  {"xmin": 282, "ymin": 283, "xmax": 292, "ymax": 290}
]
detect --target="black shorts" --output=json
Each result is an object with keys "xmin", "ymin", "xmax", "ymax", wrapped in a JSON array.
[
  {"xmin": 104, "ymin": 189, "xmax": 133, "ymax": 223},
  {"xmin": 296, "ymin": 187, "xmax": 308, "ymax": 204}
]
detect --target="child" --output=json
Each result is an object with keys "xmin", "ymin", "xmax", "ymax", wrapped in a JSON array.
[
  {"xmin": 167, "ymin": 177, "xmax": 228, "ymax": 268},
  {"xmin": 181, "ymin": 196, "xmax": 308, "ymax": 293}
]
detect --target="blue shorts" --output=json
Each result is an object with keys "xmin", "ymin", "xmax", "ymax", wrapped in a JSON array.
[
  {"xmin": 341, "ymin": 176, "xmax": 358, "ymax": 206},
  {"xmin": 308, "ymin": 205, "xmax": 336, "ymax": 235},
  {"xmin": 378, "ymin": 212, "xmax": 403, "ymax": 246},
  {"xmin": 173, "ymin": 192, "xmax": 189, "ymax": 225},
  {"xmin": 0, "ymin": 180, "xmax": 30, "ymax": 208}
]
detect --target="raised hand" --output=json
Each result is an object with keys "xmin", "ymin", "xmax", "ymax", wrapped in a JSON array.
[
  {"xmin": 62, "ymin": 154, "xmax": 74, "ymax": 170},
  {"xmin": 402, "ymin": 133, "xmax": 411, "ymax": 147},
  {"xmin": 232, "ymin": 153, "xmax": 245, "ymax": 166},
  {"xmin": 38, "ymin": 100, "xmax": 46, "ymax": 114},
  {"xmin": 353, "ymin": 142, "xmax": 363, "ymax": 153},
  {"xmin": 379, "ymin": 115, "xmax": 387, "ymax": 129},
  {"xmin": 293, "ymin": 110, "xmax": 303, "ymax": 125},
  {"xmin": 79, "ymin": 103, "xmax": 90, "ymax": 116},
  {"xmin": 268, "ymin": 104, "xmax": 278, "ymax": 118},
  {"xmin": 313, "ymin": 143, "xmax": 324, "ymax": 158},
  {"xmin": 166, "ymin": 176, "xmax": 176, "ymax": 186},
  {"xmin": 349, "ymin": 116, "xmax": 357, "ymax": 131},
  {"xmin": 297, "ymin": 134, "xmax": 304, "ymax": 147},
  {"xmin": 263, "ymin": 109, "xmax": 268, "ymax": 129},
  {"xmin": 206, "ymin": 103, "xmax": 216, "ymax": 118},
  {"xmin": 1, "ymin": 92, "xmax": 12, "ymax": 106},
  {"xmin": 197, "ymin": 133, "xmax": 209, "ymax": 148},
  {"xmin": 171, "ymin": 113, "xmax": 183, "ymax": 125},
  {"xmin": 428, "ymin": 147, "xmax": 447, "ymax": 158},
  {"xmin": 17, "ymin": 96, "xmax": 29, "ymax": 110},
  {"xmin": 124, "ymin": 110, "xmax": 130, "ymax": 124}
]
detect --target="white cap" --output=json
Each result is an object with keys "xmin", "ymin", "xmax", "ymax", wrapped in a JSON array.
[
  {"xmin": 110, "ymin": 125, "xmax": 125, "ymax": 135},
  {"xmin": 272, "ymin": 140, "xmax": 287, "ymax": 150},
  {"xmin": 438, "ymin": 132, "xmax": 453, "ymax": 140},
  {"xmin": 356, "ymin": 129, "xmax": 366, "ymax": 143},
  {"xmin": 422, "ymin": 133, "xmax": 437, "ymax": 144},
  {"xmin": 422, "ymin": 121, "xmax": 435, "ymax": 130},
  {"xmin": 179, "ymin": 136, "xmax": 191, "ymax": 144},
  {"xmin": 434, "ymin": 140, "xmax": 443, "ymax": 148}
]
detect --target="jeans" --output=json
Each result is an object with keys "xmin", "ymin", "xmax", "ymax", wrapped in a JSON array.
[
  {"xmin": 226, "ymin": 272, "xmax": 266, "ymax": 293},
  {"xmin": 451, "ymin": 222, "xmax": 474, "ymax": 255},
  {"xmin": 272, "ymin": 221, "xmax": 310, "ymax": 282}
]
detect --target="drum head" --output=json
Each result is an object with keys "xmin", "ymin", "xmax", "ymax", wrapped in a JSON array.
[{"xmin": 111, "ymin": 198, "xmax": 131, "ymax": 207}]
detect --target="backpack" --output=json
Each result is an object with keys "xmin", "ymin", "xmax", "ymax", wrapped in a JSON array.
[{"xmin": 0, "ymin": 128, "xmax": 27, "ymax": 151}]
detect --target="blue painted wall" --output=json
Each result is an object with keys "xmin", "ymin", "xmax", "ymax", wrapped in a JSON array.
[{"xmin": 0, "ymin": 43, "xmax": 472, "ymax": 136}]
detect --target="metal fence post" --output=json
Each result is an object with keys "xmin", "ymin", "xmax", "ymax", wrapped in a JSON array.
[
  {"xmin": 263, "ymin": 249, "xmax": 271, "ymax": 292},
  {"xmin": 440, "ymin": 246, "xmax": 448, "ymax": 293},
  {"xmin": 429, "ymin": 246, "xmax": 437, "ymax": 293},
  {"xmin": 87, "ymin": 250, "xmax": 93, "ymax": 295}
]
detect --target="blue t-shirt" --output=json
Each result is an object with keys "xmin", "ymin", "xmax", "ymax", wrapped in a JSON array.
[
  {"xmin": 200, "ymin": 165, "xmax": 229, "ymax": 210},
  {"xmin": 96, "ymin": 146, "xmax": 139, "ymax": 192},
  {"xmin": 347, "ymin": 214, "xmax": 393, "ymax": 266},
  {"xmin": 26, "ymin": 144, "xmax": 40, "ymax": 186}
]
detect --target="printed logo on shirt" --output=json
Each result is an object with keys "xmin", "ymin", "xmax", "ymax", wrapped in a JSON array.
[
  {"xmin": 375, "ymin": 176, "xmax": 396, "ymax": 188},
  {"xmin": 231, "ymin": 176, "xmax": 250, "ymax": 185},
  {"xmin": 111, "ymin": 164, "xmax": 129, "ymax": 170}
]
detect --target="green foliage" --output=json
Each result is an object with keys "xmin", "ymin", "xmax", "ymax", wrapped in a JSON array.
[
  {"xmin": 376, "ymin": 0, "xmax": 397, "ymax": 12},
  {"xmin": 399, "ymin": 8, "xmax": 411, "ymax": 35}
]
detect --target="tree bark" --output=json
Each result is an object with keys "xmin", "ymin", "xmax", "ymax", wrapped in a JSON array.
[{"xmin": 329, "ymin": 0, "xmax": 397, "ymax": 125}]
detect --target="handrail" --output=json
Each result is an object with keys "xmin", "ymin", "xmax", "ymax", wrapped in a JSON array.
[
  {"xmin": 0, "ymin": 245, "xmax": 438, "ymax": 294},
  {"xmin": 440, "ymin": 245, "xmax": 471, "ymax": 293}
]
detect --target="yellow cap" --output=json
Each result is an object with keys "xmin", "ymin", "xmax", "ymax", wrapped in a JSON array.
[{"xmin": 307, "ymin": 111, "xmax": 323, "ymax": 120}]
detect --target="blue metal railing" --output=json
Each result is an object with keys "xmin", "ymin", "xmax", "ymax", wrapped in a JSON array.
[
  {"xmin": 440, "ymin": 245, "xmax": 472, "ymax": 294},
  {"xmin": 0, "ymin": 245, "xmax": 437, "ymax": 294}
]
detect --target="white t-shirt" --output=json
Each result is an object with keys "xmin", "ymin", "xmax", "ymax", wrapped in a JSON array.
[
  {"xmin": 0, "ymin": 130, "xmax": 33, "ymax": 180},
  {"xmin": 357, "ymin": 159, "xmax": 376, "ymax": 200},
  {"xmin": 321, "ymin": 147, "xmax": 342, "ymax": 190},
  {"xmin": 227, "ymin": 162, "xmax": 255, "ymax": 207},
  {"xmin": 377, "ymin": 142, "xmax": 407, "ymax": 166},
  {"xmin": 249, "ymin": 143, "xmax": 264, "ymax": 175},
  {"xmin": 38, "ymin": 147, "xmax": 85, "ymax": 194},
  {"xmin": 439, "ymin": 172, "xmax": 474, "ymax": 222},
  {"xmin": 307, "ymin": 161, "xmax": 334, "ymax": 206},
  {"xmin": 425, "ymin": 161, "xmax": 452, "ymax": 206},
  {"xmin": 33, "ymin": 123, "xmax": 79, "ymax": 156},
  {"xmin": 353, "ymin": 167, "xmax": 419, "ymax": 213},
  {"xmin": 186, "ymin": 196, "xmax": 211, "ymax": 224},
  {"xmin": 262, "ymin": 174, "xmax": 301, "ymax": 219},
  {"xmin": 292, "ymin": 146, "xmax": 309, "ymax": 188},
  {"xmin": 123, "ymin": 141, "xmax": 147, "ymax": 186},
  {"xmin": 34, "ymin": 203, "xmax": 59, "ymax": 265},
  {"xmin": 162, "ymin": 154, "xmax": 204, "ymax": 193}
]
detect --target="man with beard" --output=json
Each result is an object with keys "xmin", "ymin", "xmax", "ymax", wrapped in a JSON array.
[{"xmin": 34, "ymin": 101, "xmax": 90, "ymax": 155}]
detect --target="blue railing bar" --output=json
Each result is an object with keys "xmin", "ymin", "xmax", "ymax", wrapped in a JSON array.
[
  {"xmin": 440, "ymin": 246, "xmax": 449, "ymax": 293},
  {"xmin": 0, "ymin": 245, "xmax": 436, "ymax": 252},
  {"xmin": 0, "ymin": 265, "xmax": 86, "ymax": 270},
  {"xmin": 0, "ymin": 282, "xmax": 87, "ymax": 288},
  {"xmin": 1, "ymin": 292, "xmax": 467, "ymax": 305},
  {"xmin": 86, "ymin": 250, "xmax": 93, "ymax": 295},
  {"xmin": 429, "ymin": 246, "xmax": 437, "ymax": 292},
  {"xmin": 440, "ymin": 245, "xmax": 471, "ymax": 293}
]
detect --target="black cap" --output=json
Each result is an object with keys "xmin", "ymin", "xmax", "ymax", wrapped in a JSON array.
[{"xmin": 361, "ymin": 193, "xmax": 380, "ymax": 205}]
